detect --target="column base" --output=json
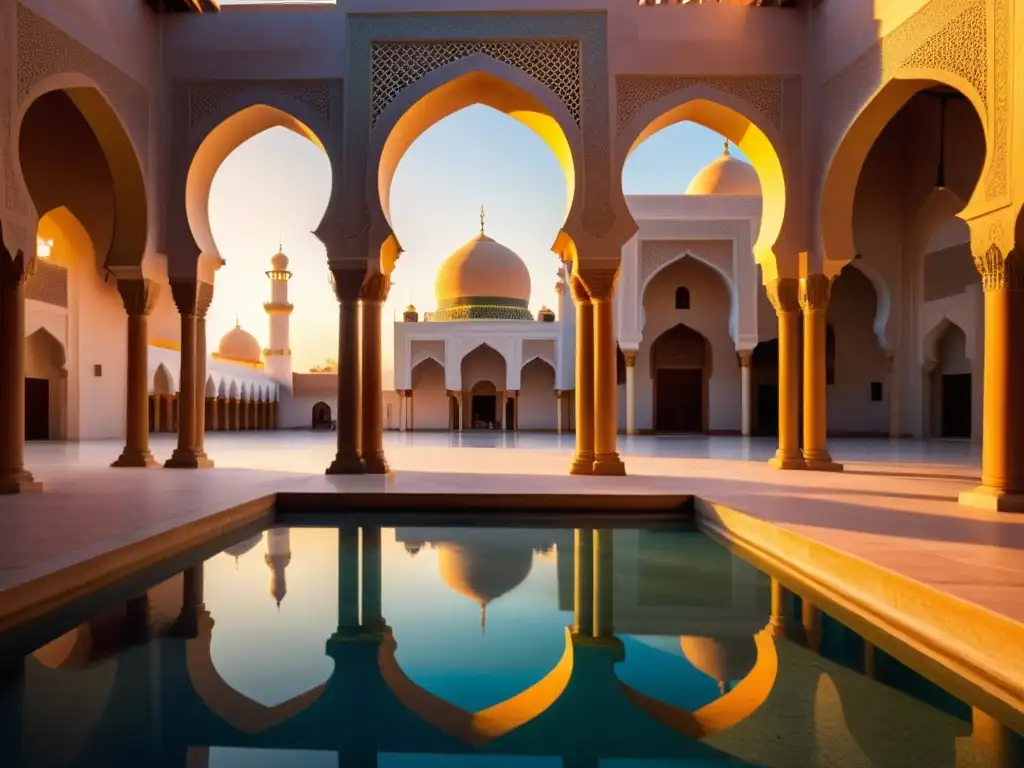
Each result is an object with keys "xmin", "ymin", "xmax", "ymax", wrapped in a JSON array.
[
  {"xmin": 164, "ymin": 450, "xmax": 215, "ymax": 469},
  {"xmin": 111, "ymin": 449, "xmax": 159, "ymax": 469},
  {"xmin": 958, "ymin": 485, "xmax": 1024, "ymax": 513},
  {"xmin": 326, "ymin": 452, "xmax": 365, "ymax": 475},
  {"xmin": 569, "ymin": 452, "xmax": 595, "ymax": 475},
  {"xmin": 362, "ymin": 452, "xmax": 390, "ymax": 475},
  {"xmin": 768, "ymin": 451, "xmax": 805, "ymax": 471},
  {"xmin": 0, "ymin": 470, "xmax": 43, "ymax": 494},
  {"xmin": 802, "ymin": 451, "xmax": 844, "ymax": 472},
  {"xmin": 592, "ymin": 453, "xmax": 627, "ymax": 476}
]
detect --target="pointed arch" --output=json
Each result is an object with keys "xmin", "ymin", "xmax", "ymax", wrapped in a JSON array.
[
  {"xmin": 641, "ymin": 252, "xmax": 739, "ymax": 346},
  {"xmin": 845, "ymin": 260, "xmax": 892, "ymax": 353},
  {"xmin": 923, "ymin": 316, "xmax": 970, "ymax": 366},
  {"xmin": 459, "ymin": 342, "xmax": 510, "ymax": 392},
  {"xmin": 153, "ymin": 364, "xmax": 174, "ymax": 396}
]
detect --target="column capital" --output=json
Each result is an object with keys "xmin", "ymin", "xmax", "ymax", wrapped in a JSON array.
[
  {"xmin": 196, "ymin": 280, "xmax": 214, "ymax": 319},
  {"xmin": 329, "ymin": 265, "xmax": 367, "ymax": 302},
  {"xmin": 577, "ymin": 266, "xmax": 620, "ymax": 302},
  {"xmin": 0, "ymin": 221, "xmax": 29, "ymax": 289},
  {"xmin": 569, "ymin": 274, "xmax": 590, "ymax": 305},
  {"xmin": 799, "ymin": 273, "xmax": 832, "ymax": 312},
  {"xmin": 358, "ymin": 272, "xmax": 391, "ymax": 303},
  {"xmin": 117, "ymin": 278, "xmax": 159, "ymax": 316},
  {"xmin": 765, "ymin": 277, "xmax": 800, "ymax": 315},
  {"xmin": 885, "ymin": 353, "xmax": 895, "ymax": 373},
  {"xmin": 973, "ymin": 244, "xmax": 1024, "ymax": 292},
  {"xmin": 623, "ymin": 351, "xmax": 637, "ymax": 368},
  {"xmin": 737, "ymin": 349, "xmax": 753, "ymax": 368},
  {"xmin": 169, "ymin": 279, "xmax": 199, "ymax": 317}
]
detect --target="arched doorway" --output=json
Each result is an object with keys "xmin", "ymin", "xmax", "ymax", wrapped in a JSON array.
[
  {"xmin": 519, "ymin": 357, "xmax": 557, "ymax": 430},
  {"xmin": 24, "ymin": 329, "xmax": 67, "ymax": 441},
  {"xmin": 928, "ymin": 323, "xmax": 972, "ymax": 439},
  {"xmin": 650, "ymin": 324, "xmax": 711, "ymax": 434},
  {"xmin": 311, "ymin": 402, "xmax": 333, "ymax": 430},
  {"xmin": 470, "ymin": 381, "xmax": 498, "ymax": 430},
  {"xmin": 460, "ymin": 344, "xmax": 508, "ymax": 431},
  {"xmin": 410, "ymin": 358, "xmax": 447, "ymax": 431}
]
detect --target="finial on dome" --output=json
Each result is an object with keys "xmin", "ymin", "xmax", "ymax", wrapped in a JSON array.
[
  {"xmin": 479, "ymin": 203, "xmax": 486, "ymax": 235},
  {"xmin": 278, "ymin": 235, "xmax": 282, "ymax": 252},
  {"xmin": 723, "ymin": 139, "xmax": 730, "ymax": 156},
  {"xmin": 235, "ymin": 313, "xmax": 241, "ymax": 329}
]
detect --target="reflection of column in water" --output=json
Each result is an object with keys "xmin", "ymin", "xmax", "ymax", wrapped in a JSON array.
[
  {"xmin": 573, "ymin": 528, "xmax": 593, "ymax": 636},
  {"xmin": 802, "ymin": 600, "xmax": 822, "ymax": 653},
  {"xmin": 337, "ymin": 525, "xmax": 359, "ymax": 632},
  {"xmin": 593, "ymin": 529, "xmax": 614, "ymax": 639},
  {"xmin": 770, "ymin": 578, "xmax": 789, "ymax": 638},
  {"xmin": 960, "ymin": 708, "xmax": 1021, "ymax": 768},
  {"xmin": 361, "ymin": 526, "xmax": 383, "ymax": 631}
]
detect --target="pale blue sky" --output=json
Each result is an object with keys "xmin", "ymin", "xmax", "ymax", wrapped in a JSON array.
[{"xmin": 207, "ymin": 104, "xmax": 739, "ymax": 380}]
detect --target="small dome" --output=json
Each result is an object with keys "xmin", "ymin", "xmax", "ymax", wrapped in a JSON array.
[
  {"xmin": 438, "ymin": 540, "xmax": 533, "ymax": 632},
  {"xmin": 217, "ymin": 323, "xmax": 262, "ymax": 365},
  {"xmin": 271, "ymin": 251, "xmax": 290, "ymax": 271},
  {"xmin": 685, "ymin": 142, "xmax": 761, "ymax": 196},
  {"xmin": 680, "ymin": 635, "xmax": 759, "ymax": 686}
]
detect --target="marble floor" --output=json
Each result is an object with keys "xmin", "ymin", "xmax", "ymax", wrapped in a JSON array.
[{"xmin": 1, "ymin": 431, "xmax": 1021, "ymax": 630}]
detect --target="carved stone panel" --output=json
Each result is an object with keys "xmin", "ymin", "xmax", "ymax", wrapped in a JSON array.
[
  {"xmin": 640, "ymin": 239, "xmax": 734, "ymax": 289},
  {"xmin": 187, "ymin": 79, "xmax": 333, "ymax": 133}
]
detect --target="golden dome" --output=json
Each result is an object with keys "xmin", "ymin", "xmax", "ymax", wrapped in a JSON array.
[
  {"xmin": 438, "ymin": 540, "xmax": 533, "ymax": 632},
  {"xmin": 270, "ymin": 251, "xmax": 290, "ymax": 271},
  {"xmin": 434, "ymin": 210, "xmax": 532, "ymax": 320},
  {"xmin": 685, "ymin": 142, "xmax": 761, "ymax": 196},
  {"xmin": 216, "ymin": 322, "xmax": 262, "ymax": 365},
  {"xmin": 680, "ymin": 635, "xmax": 759, "ymax": 687}
]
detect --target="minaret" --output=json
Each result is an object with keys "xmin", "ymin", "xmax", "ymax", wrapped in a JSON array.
[
  {"xmin": 265, "ymin": 527, "xmax": 292, "ymax": 609},
  {"xmin": 264, "ymin": 245, "xmax": 293, "ymax": 388}
]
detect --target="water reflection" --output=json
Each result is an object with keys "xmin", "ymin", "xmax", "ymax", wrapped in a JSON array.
[{"xmin": 0, "ymin": 524, "xmax": 1019, "ymax": 768}]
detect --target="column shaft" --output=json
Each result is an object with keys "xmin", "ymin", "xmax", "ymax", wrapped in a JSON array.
[
  {"xmin": 738, "ymin": 351, "xmax": 752, "ymax": 437},
  {"xmin": 767, "ymin": 278, "xmax": 803, "ymax": 470},
  {"xmin": 570, "ymin": 277, "xmax": 595, "ymax": 474},
  {"xmin": 0, "ymin": 238, "xmax": 40, "ymax": 493},
  {"xmin": 593, "ymin": 528, "xmax": 614, "ymax": 639},
  {"xmin": 113, "ymin": 279, "xmax": 158, "ymax": 468},
  {"xmin": 588, "ymin": 276, "xmax": 625, "ymax": 476},
  {"xmin": 194, "ymin": 283, "xmax": 213, "ymax": 463},
  {"xmin": 166, "ymin": 280, "xmax": 211, "ymax": 468},
  {"xmin": 360, "ymin": 276, "xmax": 389, "ymax": 474},
  {"xmin": 960, "ymin": 248, "xmax": 1024, "ymax": 512},
  {"xmin": 624, "ymin": 352, "xmax": 637, "ymax": 436},
  {"xmin": 573, "ymin": 528, "xmax": 593, "ymax": 635},
  {"xmin": 327, "ymin": 267, "xmax": 364, "ymax": 474},
  {"xmin": 800, "ymin": 274, "xmax": 842, "ymax": 471}
]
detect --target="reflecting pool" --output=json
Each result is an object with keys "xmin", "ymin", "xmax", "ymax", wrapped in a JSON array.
[{"xmin": 0, "ymin": 523, "xmax": 1020, "ymax": 768}]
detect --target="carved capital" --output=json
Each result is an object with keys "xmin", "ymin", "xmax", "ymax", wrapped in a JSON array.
[
  {"xmin": 569, "ymin": 275, "xmax": 591, "ymax": 305},
  {"xmin": 117, "ymin": 278, "xmax": 159, "ymax": 316},
  {"xmin": 329, "ymin": 266, "xmax": 367, "ymax": 303},
  {"xmin": 0, "ymin": 220, "xmax": 29, "ymax": 291},
  {"xmin": 624, "ymin": 351, "xmax": 637, "ymax": 368},
  {"xmin": 737, "ymin": 350, "xmax": 753, "ymax": 368},
  {"xmin": 973, "ymin": 245, "xmax": 1024, "ymax": 292},
  {"xmin": 577, "ymin": 267, "xmax": 620, "ymax": 302},
  {"xmin": 799, "ymin": 274, "xmax": 832, "ymax": 312},
  {"xmin": 554, "ymin": 282, "xmax": 565, "ymax": 296},
  {"xmin": 169, "ymin": 280, "xmax": 199, "ymax": 317},
  {"xmin": 359, "ymin": 273, "xmax": 391, "ymax": 303},
  {"xmin": 765, "ymin": 277, "xmax": 800, "ymax": 315},
  {"xmin": 196, "ymin": 281, "xmax": 214, "ymax": 319}
]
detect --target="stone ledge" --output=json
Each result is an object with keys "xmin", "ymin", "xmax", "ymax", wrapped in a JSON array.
[{"xmin": 695, "ymin": 497, "xmax": 1024, "ymax": 734}]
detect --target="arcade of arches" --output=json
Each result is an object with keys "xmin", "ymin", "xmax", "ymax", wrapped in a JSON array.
[{"xmin": 0, "ymin": 1, "xmax": 1022, "ymax": 514}]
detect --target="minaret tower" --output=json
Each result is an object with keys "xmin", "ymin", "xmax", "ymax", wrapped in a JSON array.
[
  {"xmin": 264, "ymin": 244, "xmax": 293, "ymax": 388},
  {"xmin": 265, "ymin": 527, "xmax": 292, "ymax": 609}
]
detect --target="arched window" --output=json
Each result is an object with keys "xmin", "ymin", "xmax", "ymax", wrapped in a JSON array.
[{"xmin": 675, "ymin": 287, "xmax": 691, "ymax": 310}]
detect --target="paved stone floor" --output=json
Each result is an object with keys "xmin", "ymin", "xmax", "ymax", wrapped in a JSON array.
[{"xmin": 2, "ymin": 432, "xmax": 1023, "ymax": 628}]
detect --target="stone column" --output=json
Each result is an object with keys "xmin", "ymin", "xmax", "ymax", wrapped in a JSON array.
[
  {"xmin": 513, "ymin": 390, "xmax": 520, "ymax": 432},
  {"xmin": 572, "ymin": 528, "xmax": 593, "ymax": 635},
  {"xmin": 569, "ymin": 276, "xmax": 595, "ymax": 474},
  {"xmin": 166, "ymin": 281, "xmax": 211, "ymax": 468},
  {"xmin": 593, "ymin": 528, "xmax": 614, "ymax": 639},
  {"xmin": 113, "ymin": 279, "xmax": 159, "ymax": 468},
  {"xmin": 327, "ymin": 267, "xmax": 364, "ymax": 474},
  {"xmin": 398, "ymin": 392, "xmax": 406, "ymax": 432},
  {"xmin": 0, "ymin": 228, "xmax": 40, "ymax": 493},
  {"xmin": 361, "ymin": 526, "xmax": 384, "ymax": 631},
  {"xmin": 624, "ymin": 351, "xmax": 637, "ymax": 436},
  {"xmin": 194, "ymin": 282, "xmax": 213, "ymax": 463},
  {"xmin": 737, "ymin": 349, "xmax": 753, "ymax": 437},
  {"xmin": 457, "ymin": 392, "xmax": 464, "ymax": 432},
  {"xmin": 209, "ymin": 397, "xmax": 219, "ymax": 432},
  {"xmin": 359, "ymin": 274, "xmax": 390, "ymax": 474},
  {"xmin": 766, "ymin": 278, "xmax": 804, "ymax": 470},
  {"xmin": 800, "ymin": 274, "xmax": 843, "ymax": 471},
  {"xmin": 556, "ymin": 391, "xmax": 563, "ymax": 434},
  {"xmin": 582, "ymin": 268, "xmax": 625, "ymax": 476},
  {"xmin": 801, "ymin": 600, "xmax": 822, "ymax": 653},
  {"xmin": 960, "ymin": 246, "xmax": 1024, "ymax": 512}
]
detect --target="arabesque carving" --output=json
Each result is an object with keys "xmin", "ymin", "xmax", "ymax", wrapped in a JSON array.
[
  {"xmin": 330, "ymin": 266, "xmax": 367, "ymax": 303},
  {"xmin": 640, "ymin": 239, "xmax": 733, "ymax": 288},
  {"xmin": 974, "ymin": 245, "xmax": 1024, "ymax": 292},
  {"xmin": 188, "ymin": 80, "xmax": 332, "ymax": 131},
  {"xmin": 986, "ymin": 0, "xmax": 1008, "ymax": 200},
  {"xmin": 359, "ymin": 273, "xmax": 392, "ymax": 303},
  {"xmin": 0, "ymin": 5, "xmax": 12, "ymax": 212},
  {"xmin": 117, "ymin": 278, "xmax": 159, "ymax": 317},
  {"xmin": 616, "ymin": 75, "xmax": 784, "ymax": 134},
  {"xmin": 799, "ymin": 274, "xmax": 832, "ymax": 312},
  {"xmin": 577, "ymin": 267, "xmax": 620, "ymax": 302},
  {"xmin": 371, "ymin": 40, "xmax": 581, "ymax": 126},
  {"xmin": 569, "ymin": 275, "xmax": 590, "ymax": 305},
  {"xmin": 766, "ymin": 277, "xmax": 800, "ymax": 315}
]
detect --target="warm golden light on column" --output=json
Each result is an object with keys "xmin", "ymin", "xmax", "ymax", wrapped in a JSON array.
[
  {"xmin": 569, "ymin": 276, "xmax": 595, "ymax": 475},
  {"xmin": 800, "ymin": 274, "xmax": 842, "ymax": 472},
  {"xmin": 737, "ymin": 349, "xmax": 753, "ymax": 437},
  {"xmin": 166, "ymin": 280, "xmax": 212, "ymax": 469},
  {"xmin": 581, "ymin": 267, "xmax": 625, "ymax": 477},
  {"xmin": 194, "ymin": 281, "xmax": 214, "ymax": 465},
  {"xmin": 624, "ymin": 351, "xmax": 637, "ymax": 436},
  {"xmin": 766, "ymin": 278, "xmax": 803, "ymax": 470},
  {"xmin": 360, "ymin": 274, "xmax": 390, "ymax": 475},
  {"xmin": 113, "ymin": 279, "xmax": 159, "ymax": 468},
  {"xmin": 959, "ymin": 245, "xmax": 1024, "ymax": 512}
]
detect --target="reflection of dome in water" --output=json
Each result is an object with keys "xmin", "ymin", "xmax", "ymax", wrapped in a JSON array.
[
  {"xmin": 223, "ymin": 533, "xmax": 263, "ymax": 565},
  {"xmin": 685, "ymin": 142, "xmax": 761, "ymax": 196},
  {"xmin": 404, "ymin": 543, "xmax": 422, "ymax": 557},
  {"xmin": 680, "ymin": 635, "xmax": 759, "ymax": 694},
  {"xmin": 433, "ymin": 208, "xmax": 533, "ymax": 321},
  {"xmin": 438, "ymin": 541, "xmax": 534, "ymax": 632}
]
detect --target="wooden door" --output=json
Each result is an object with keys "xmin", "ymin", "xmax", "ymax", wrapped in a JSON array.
[{"xmin": 655, "ymin": 368, "xmax": 703, "ymax": 433}]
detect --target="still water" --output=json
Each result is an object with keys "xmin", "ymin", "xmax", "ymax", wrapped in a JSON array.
[{"xmin": 0, "ymin": 523, "xmax": 1020, "ymax": 768}]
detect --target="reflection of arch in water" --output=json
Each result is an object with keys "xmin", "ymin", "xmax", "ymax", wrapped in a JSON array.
[
  {"xmin": 617, "ymin": 626, "xmax": 778, "ymax": 739},
  {"xmin": 379, "ymin": 626, "xmax": 575, "ymax": 746},
  {"xmin": 311, "ymin": 401, "xmax": 332, "ymax": 430}
]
